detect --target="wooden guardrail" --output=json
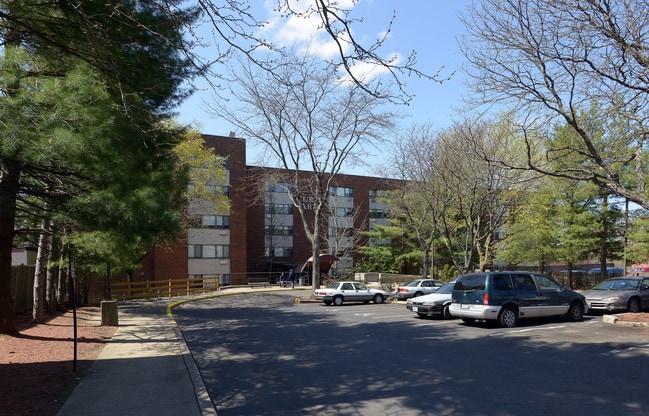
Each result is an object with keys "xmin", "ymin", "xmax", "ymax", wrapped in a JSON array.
[{"xmin": 111, "ymin": 276, "xmax": 219, "ymax": 301}]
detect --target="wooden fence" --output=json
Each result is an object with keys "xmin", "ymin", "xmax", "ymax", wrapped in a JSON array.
[
  {"xmin": 110, "ymin": 276, "xmax": 220, "ymax": 301},
  {"xmin": 11, "ymin": 265, "xmax": 35, "ymax": 314}
]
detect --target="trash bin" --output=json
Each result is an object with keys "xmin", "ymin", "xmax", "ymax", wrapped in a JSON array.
[{"xmin": 298, "ymin": 276, "xmax": 305, "ymax": 286}]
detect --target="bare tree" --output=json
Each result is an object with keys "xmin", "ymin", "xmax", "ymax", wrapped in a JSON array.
[
  {"xmin": 460, "ymin": 0, "xmax": 649, "ymax": 208},
  {"xmin": 323, "ymin": 193, "xmax": 366, "ymax": 277},
  {"xmin": 194, "ymin": 0, "xmax": 447, "ymax": 103},
  {"xmin": 429, "ymin": 119, "xmax": 529, "ymax": 272},
  {"xmin": 209, "ymin": 51, "xmax": 397, "ymax": 288},
  {"xmin": 387, "ymin": 124, "xmax": 445, "ymax": 278}
]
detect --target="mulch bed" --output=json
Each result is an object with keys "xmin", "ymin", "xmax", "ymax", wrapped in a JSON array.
[{"xmin": 0, "ymin": 307, "xmax": 117, "ymax": 416}]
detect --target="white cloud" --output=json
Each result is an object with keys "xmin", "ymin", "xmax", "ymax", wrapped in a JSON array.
[{"xmin": 260, "ymin": 0, "xmax": 403, "ymax": 83}]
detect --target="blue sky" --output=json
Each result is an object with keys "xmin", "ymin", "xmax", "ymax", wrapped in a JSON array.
[{"xmin": 176, "ymin": 0, "xmax": 472, "ymax": 175}]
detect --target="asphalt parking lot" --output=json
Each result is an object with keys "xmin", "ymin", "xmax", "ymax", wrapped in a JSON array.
[{"xmin": 173, "ymin": 291, "xmax": 649, "ymax": 416}]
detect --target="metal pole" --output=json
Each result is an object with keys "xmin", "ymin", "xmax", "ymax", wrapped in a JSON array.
[{"xmin": 68, "ymin": 247, "xmax": 77, "ymax": 372}]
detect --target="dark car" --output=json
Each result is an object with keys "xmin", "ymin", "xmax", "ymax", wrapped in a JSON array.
[{"xmin": 449, "ymin": 272, "xmax": 587, "ymax": 328}]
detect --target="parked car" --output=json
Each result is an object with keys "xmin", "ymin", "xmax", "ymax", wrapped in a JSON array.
[
  {"xmin": 449, "ymin": 272, "xmax": 587, "ymax": 328},
  {"xmin": 587, "ymin": 267, "xmax": 625, "ymax": 278},
  {"xmin": 406, "ymin": 281, "xmax": 456, "ymax": 319},
  {"xmin": 392, "ymin": 279, "xmax": 445, "ymax": 300},
  {"xmin": 313, "ymin": 281, "xmax": 389, "ymax": 306},
  {"xmin": 581, "ymin": 276, "xmax": 649, "ymax": 313}
]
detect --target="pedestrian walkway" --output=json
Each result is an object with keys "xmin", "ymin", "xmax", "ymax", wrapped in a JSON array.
[
  {"xmin": 56, "ymin": 285, "xmax": 307, "ymax": 416},
  {"xmin": 56, "ymin": 298, "xmax": 216, "ymax": 416}
]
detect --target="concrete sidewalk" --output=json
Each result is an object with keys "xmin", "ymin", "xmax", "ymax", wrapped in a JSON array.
[{"xmin": 57, "ymin": 286, "xmax": 308, "ymax": 416}]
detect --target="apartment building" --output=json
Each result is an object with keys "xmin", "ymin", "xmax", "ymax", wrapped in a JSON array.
[{"xmin": 136, "ymin": 134, "xmax": 399, "ymax": 286}]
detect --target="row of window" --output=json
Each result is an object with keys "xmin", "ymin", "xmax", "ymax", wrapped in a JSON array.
[
  {"xmin": 329, "ymin": 186, "xmax": 353, "ymax": 197},
  {"xmin": 265, "ymin": 184, "xmax": 389, "ymax": 200},
  {"xmin": 265, "ymin": 182, "xmax": 291, "ymax": 193},
  {"xmin": 192, "ymin": 215, "xmax": 230, "ymax": 229},
  {"xmin": 265, "ymin": 204, "xmax": 294, "ymax": 215},
  {"xmin": 188, "ymin": 184, "xmax": 230, "ymax": 197},
  {"xmin": 188, "ymin": 244, "xmax": 230, "ymax": 258},
  {"xmin": 265, "ymin": 247, "xmax": 294, "ymax": 257},
  {"xmin": 265, "ymin": 225, "xmax": 293, "ymax": 236},
  {"xmin": 328, "ymin": 227, "xmax": 354, "ymax": 237},
  {"xmin": 333, "ymin": 207, "xmax": 354, "ymax": 217}
]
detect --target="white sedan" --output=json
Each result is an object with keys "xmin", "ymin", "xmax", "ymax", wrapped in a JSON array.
[{"xmin": 313, "ymin": 281, "xmax": 390, "ymax": 306}]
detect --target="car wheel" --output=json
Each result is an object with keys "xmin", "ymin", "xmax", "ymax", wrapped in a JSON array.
[
  {"xmin": 461, "ymin": 318, "xmax": 476, "ymax": 325},
  {"xmin": 497, "ymin": 306, "xmax": 518, "ymax": 328},
  {"xmin": 373, "ymin": 294, "xmax": 384, "ymax": 304},
  {"xmin": 442, "ymin": 305, "xmax": 452, "ymax": 320},
  {"xmin": 324, "ymin": 301, "xmax": 332, "ymax": 306},
  {"xmin": 566, "ymin": 301, "xmax": 584, "ymax": 322},
  {"xmin": 414, "ymin": 291, "xmax": 423, "ymax": 298},
  {"xmin": 333, "ymin": 296, "xmax": 344, "ymax": 306},
  {"xmin": 628, "ymin": 298, "xmax": 641, "ymax": 313}
]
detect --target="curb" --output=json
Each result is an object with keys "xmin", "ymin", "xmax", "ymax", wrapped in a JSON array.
[
  {"xmin": 173, "ymin": 325, "xmax": 219, "ymax": 416},
  {"xmin": 602, "ymin": 314, "xmax": 649, "ymax": 328}
]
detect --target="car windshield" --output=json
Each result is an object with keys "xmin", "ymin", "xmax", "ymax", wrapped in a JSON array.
[
  {"xmin": 593, "ymin": 279, "xmax": 640, "ymax": 290},
  {"xmin": 435, "ymin": 283, "xmax": 454, "ymax": 294},
  {"xmin": 404, "ymin": 280, "xmax": 421, "ymax": 287},
  {"xmin": 326, "ymin": 282, "xmax": 341, "ymax": 289}
]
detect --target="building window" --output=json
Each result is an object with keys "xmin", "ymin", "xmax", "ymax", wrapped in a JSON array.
[
  {"xmin": 195, "ymin": 215, "xmax": 230, "ymax": 229},
  {"xmin": 265, "ymin": 225, "xmax": 293, "ymax": 236},
  {"xmin": 265, "ymin": 247, "xmax": 294, "ymax": 257},
  {"xmin": 329, "ymin": 186, "xmax": 353, "ymax": 197},
  {"xmin": 369, "ymin": 189, "xmax": 387, "ymax": 203},
  {"xmin": 369, "ymin": 209, "xmax": 386, "ymax": 219},
  {"xmin": 334, "ymin": 207, "xmax": 354, "ymax": 217},
  {"xmin": 188, "ymin": 244, "xmax": 230, "ymax": 258},
  {"xmin": 265, "ymin": 203, "xmax": 294, "ymax": 215},
  {"xmin": 328, "ymin": 227, "xmax": 353, "ymax": 237},
  {"xmin": 265, "ymin": 182, "xmax": 291, "ymax": 193}
]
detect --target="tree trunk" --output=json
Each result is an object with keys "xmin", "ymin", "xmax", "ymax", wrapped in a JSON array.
[
  {"xmin": 45, "ymin": 225, "xmax": 56, "ymax": 314},
  {"xmin": 599, "ymin": 194, "xmax": 609, "ymax": 282},
  {"xmin": 33, "ymin": 225, "xmax": 49, "ymax": 323},
  {"xmin": 0, "ymin": 163, "xmax": 20, "ymax": 334},
  {"xmin": 56, "ymin": 248, "xmax": 67, "ymax": 310}
]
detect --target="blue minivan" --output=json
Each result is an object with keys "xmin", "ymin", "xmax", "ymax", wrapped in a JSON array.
[{"xmin": 449, "ymin": 272, "xmax": 587, "ymax": 327}]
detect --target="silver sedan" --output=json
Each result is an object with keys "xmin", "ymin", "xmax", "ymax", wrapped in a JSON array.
[{"xmin": 581, "ymin": 277, "xmax": 649, "ymax": 313}]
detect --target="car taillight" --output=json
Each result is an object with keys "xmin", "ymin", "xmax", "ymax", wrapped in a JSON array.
[
  {"xmin": 398, "ymin": 288, "xmax": 409, "ymax": 293},
  {"xmin": 483, "ymin": 292, "xmax": 489, "ymax": 305}
]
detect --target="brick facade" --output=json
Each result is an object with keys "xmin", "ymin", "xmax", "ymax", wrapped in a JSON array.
[{"xmin": 138, "ymin": 134, "xmax": 401, "ymax": 285}]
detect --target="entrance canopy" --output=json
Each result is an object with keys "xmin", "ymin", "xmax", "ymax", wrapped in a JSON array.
[{"xmin": 301, "ymin": 254, "xmax": 339, "ymax": 274}]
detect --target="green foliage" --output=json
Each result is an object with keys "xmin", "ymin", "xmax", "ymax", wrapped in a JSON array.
[
  {"xmin": 356, "ymin": 223, "xmax": 405, "ymax": 273},
  {"xmin": 439, "ymin": 264, "xmax": 460, "ymax": 281},
  {"xmin": 1, "ymin": 1, "xmax": 201, "ymax": 281},
  {"xmin": 172, "ymin": 128, "xmax": 230, "ymax": 217},
  {"xmin": 626, "ymin": 212, "xmax": 649, "ymax": 264}
]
